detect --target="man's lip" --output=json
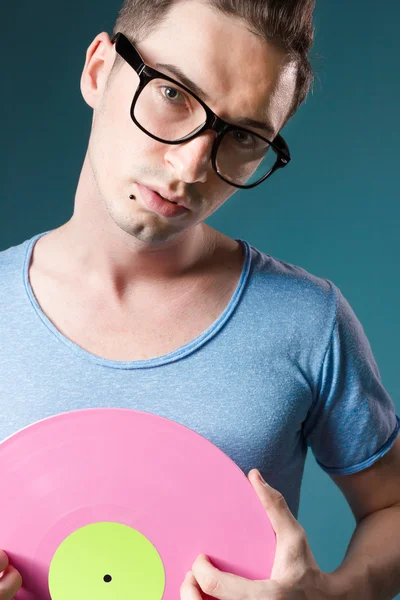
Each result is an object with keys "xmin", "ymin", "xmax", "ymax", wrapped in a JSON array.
[{"xmin": 141, "ymin": 184, "xmax": 189, "ymax": 209}]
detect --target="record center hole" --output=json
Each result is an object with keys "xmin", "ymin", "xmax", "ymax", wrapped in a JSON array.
[{"xmin": 103, "ymin": 575, "xmax": 112, "ymax": 583}]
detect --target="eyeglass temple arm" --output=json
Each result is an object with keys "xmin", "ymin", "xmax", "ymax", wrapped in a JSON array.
[
  {"xmin": 275, "ymin": 134, "xmax": 291, "ymax": 164},
  {"xmin": 111, "ymin": 32, "xmax": 144, "ymax": 73}
]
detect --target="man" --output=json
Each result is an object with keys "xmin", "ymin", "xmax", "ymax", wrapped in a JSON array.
[{"xmin": 1, "ymin": 0, "xmax": 400, "ymax": 598}]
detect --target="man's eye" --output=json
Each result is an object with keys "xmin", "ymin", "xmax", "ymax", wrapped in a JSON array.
[
  {"xmin": 160, "ymin": 86, "xmax": 187, "ymax": 105},
  {"xmin": 230, "ymin": 130, "xmax": 258, "ymax": 147},
  {"xmin": 234, "ymin": 131, "xmax": 252, "ymax": 143}
]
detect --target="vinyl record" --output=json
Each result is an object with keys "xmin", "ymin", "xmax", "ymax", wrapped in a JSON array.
[{"xmin": 0, "ymin": 408, "xmax": 276, "ymax": 599}]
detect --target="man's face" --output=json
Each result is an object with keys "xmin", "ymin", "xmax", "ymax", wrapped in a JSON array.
[{"xmin": 82, "ymin": 0, "xmax": 297, "ymax": 244}]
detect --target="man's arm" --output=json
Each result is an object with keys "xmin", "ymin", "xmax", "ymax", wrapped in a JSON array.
[
  {"xmin": 330, "ymin": 502, "xmax": 400, "ymax": 599},
  {"xmin": 328, "ymin": 435, "xmax": 400, "ymax": 600}
]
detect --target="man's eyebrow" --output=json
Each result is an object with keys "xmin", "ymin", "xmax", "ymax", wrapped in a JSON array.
[
  {"xmin": 155, "ymin": 62, "xmax": 275, "ymax": 138},
  {"xmin": 235, "ymin": 116, "xmax": 275, "ymax": 138}
]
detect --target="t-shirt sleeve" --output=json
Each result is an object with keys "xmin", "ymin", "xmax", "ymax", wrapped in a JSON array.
[{"xmin": 302, "ymin": 281, "xmax": 400, "ymax": 475}]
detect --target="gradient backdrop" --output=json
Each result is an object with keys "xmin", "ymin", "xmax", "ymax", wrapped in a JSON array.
[{"xmin": 1, "ymin": 0, "xmax": 399, "ymax": 592}]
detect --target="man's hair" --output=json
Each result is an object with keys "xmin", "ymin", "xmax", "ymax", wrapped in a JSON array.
[{"xmin": 112, "ymin": 0, "xmax": 315, "ymax": 124}]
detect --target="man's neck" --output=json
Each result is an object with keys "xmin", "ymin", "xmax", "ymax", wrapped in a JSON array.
[{"xmin": 39, "ymin": 217, "xmax": 222, "ymax": 300}]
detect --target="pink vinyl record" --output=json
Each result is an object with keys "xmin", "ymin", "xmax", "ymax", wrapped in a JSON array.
[{"xmin": 0, "ymin": 408, "xmax": 276, "ymax": 599}]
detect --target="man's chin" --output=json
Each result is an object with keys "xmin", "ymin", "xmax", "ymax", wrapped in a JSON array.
[{"xmin": 115, "ymin": 218, "xmax": 175, "ymax": 245}]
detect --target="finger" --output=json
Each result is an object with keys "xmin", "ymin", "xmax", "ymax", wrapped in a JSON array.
[
  {"xmin": 192, "ymin": 555, "xmax": 261, "ymax": 600},
  {"xmin": 180, "ymin": 571, "xmax": 203, "ymax": 600},
  {"xmin": 248, "ymin": 469, "xmax": 301, "ymax": 537},
  {"xmin": 0, "ymin": 550, "xmax": 9, "ymax": 574},
  {"xmin": 0, "ymin": 565, "xmax": 23, "ymax": 599}
]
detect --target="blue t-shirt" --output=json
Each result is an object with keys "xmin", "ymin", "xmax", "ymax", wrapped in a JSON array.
[{"xmin": 1, "ymin": 230, "xmax": 399, "ymax": 518}]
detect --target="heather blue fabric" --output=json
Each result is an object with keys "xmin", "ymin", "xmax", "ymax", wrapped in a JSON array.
[{"xmin": 1, "ymin": 230, "xmax": 399, "ymax": 518}]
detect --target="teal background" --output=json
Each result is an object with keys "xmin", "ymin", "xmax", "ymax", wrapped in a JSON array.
[{"xmin": 1, "ymin": 0, "xmax": 399, "ymax": 594}]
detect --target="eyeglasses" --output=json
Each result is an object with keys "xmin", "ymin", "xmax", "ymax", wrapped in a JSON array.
[{"xmin": 111, "ymin": 32, "xmax": 291, "ymax": 189}]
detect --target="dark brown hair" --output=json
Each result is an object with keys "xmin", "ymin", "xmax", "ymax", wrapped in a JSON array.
[{"xmin": 112, "ymin": 0, "xmax": 315, "ymax": 124}]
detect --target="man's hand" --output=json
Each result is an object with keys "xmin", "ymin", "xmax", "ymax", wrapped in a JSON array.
[
  {"xmin": 0, "ymin": 550, "xmax": 22, "ymax": 600},
  {"xmin": 180, "ymin": 469, "xmax": 338, "ymax": 599}
]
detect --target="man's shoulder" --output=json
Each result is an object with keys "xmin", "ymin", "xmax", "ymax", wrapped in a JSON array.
[
  {"xmin": 247, "ymin": 241, "xmax": 339, "ymax": 322},
  {"xmin": 249, "ymin": 242, "xmax": 335, "ymax": 295},
  {"xmin": 0, "ymin": 234, "xmax": 40, "ymax": 299},
  {"xmin": 0, "ymin": 236, "xmax": 31, "ymax": 275}
]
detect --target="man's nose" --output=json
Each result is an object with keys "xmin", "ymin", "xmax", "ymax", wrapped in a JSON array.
[{"xmin": 164, "ymin": 130, "xmax": 217, "ymax": 184}]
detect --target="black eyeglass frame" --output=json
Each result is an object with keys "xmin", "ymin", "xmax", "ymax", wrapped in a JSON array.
[{"xmin": 111, "ymin": 32, "xmax": 291, "ymax": 189}]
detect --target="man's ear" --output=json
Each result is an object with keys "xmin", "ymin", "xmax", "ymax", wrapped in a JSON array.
[{"xmin": 80, "ymin": 32, "xmax": 115, "ymax": 109}]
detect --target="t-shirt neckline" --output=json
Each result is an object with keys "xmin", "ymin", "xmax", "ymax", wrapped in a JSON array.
[{"xmin": 23, "ymin": 230, "xmax": 252, "ymax": 369}]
